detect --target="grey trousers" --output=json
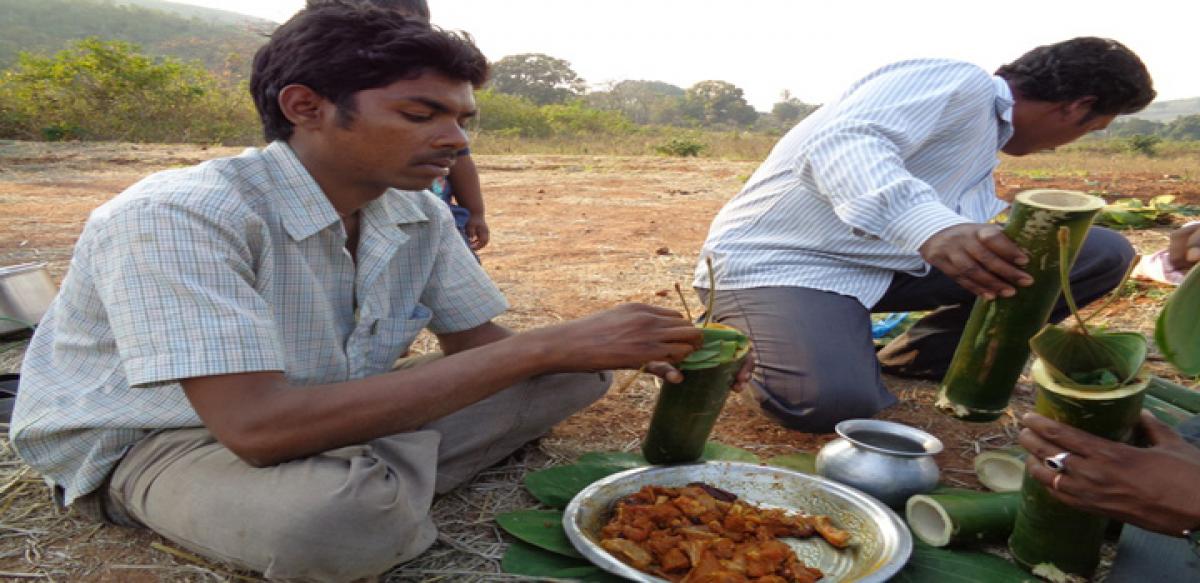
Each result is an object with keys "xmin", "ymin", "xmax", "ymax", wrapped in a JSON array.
[
  {"xmin": 93, "ymin": 364, "xmax": 611, "ymax": 582},
  {"xmin": 699, "ymin": 227, "xmax": 1134, "ymax": 433}
]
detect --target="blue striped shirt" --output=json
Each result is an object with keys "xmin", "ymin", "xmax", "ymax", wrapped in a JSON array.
[
  {"xmin": 11, "ymin": 141, "xmax": 508, "ymax": 504},
  {"xmin": 694, "ymin": 59, "xmax": 1014, "ymax": 307}
]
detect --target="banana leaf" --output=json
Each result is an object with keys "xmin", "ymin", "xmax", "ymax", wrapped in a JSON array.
[
  {"xmin": 526, "ymin": 443, "xmax": 757, "ymax": 507},
  {"xmin": 1094, "ymin": 195, "xmax": 1179, "ymax": 230},
  {"xmin": 576, "ymin": 451, "xmax": 648, "ymax": 469},
  {"xmin": 700, "ymin": 441, "xmax": 759, "ymax": 463},
  {"xmin": 680, "ymin": 257, "xmax": 751, "ymax": 371},
  {"xmin": 1029, "ymin": 227, "xmax": 1148, "ymax": 391},
  {"xmin": 1156, "ymin": 262, "xmax": 1200, "ymax": 375},
  {"xmin": 495, "ymin": 509, "xmax": 581, "ymax": 558},
  {"xmin": 524, "ymin": 462, "xmax": 633, "ymax": 508},
  {"xmin": 891, "ymin": 540, "xmax": 1036, "ymax": 582},
  {"xmin": 680, "ymin": 323, "xmax": 749, "ymax": 370},
  {"xmin": 1030, "ymin": 326, "xmax": 1147, "ymax": 390},
  {"xmin": 500, "ymin": 540, "xmax": 622, "ymax": 581},
  {"xmin": 766, "ymin": 452, "xmax": 817, "ymax": 474}
]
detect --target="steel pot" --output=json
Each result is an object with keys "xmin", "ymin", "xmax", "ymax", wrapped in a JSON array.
[{"xmin": 815, "ymin": 419, "xmax": 943, "ymax": 508}]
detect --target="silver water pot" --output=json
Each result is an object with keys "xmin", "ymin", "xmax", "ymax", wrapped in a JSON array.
[{"xmin": 815, "ymin": 419, "xmax": 943, "ymax": 508}]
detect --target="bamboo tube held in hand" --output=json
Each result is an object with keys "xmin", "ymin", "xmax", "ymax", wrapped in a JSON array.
[
  {"xmin": 1007, "ymin": 359, "xmax": 1148, "ymax": 579},
  {"xmin": 936, "ymin": 190, "xmax": 1105, "ymax": 422}
]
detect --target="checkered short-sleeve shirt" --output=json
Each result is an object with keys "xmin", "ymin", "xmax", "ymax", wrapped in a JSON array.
[{"xmin": 10, "ymin": 141, "xmax": 508, "ymax": 504}]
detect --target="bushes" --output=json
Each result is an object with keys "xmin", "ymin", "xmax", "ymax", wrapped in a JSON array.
[
  {"xmin": 473, "ymin": 89, "xmax": 551, "ymax": 137},
  {"xmin": 654, "ymin": 137, "xmax": 705, "ymax": 157},
  {"xmin": 0, "ymin": 38, "xmax": 258, "ymax": 144},
  {"xmin": 541, "ymin": 101, "xmax": 633, "ymax": 135},
  {"xmin": 474, "ymin": 90, "xmax": 635, "ymax": 138},
  {"xmin": 1127, "ymin": 135, "xmax": 1162, "ymax": 157}
]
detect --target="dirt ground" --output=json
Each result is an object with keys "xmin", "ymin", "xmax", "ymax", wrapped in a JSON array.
[{"xmin": 0, "ymin": 139, "xmax": 1198, "ymax": 581}]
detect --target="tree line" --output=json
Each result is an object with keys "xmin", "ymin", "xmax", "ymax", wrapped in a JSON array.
[
  {"xmin": 3, "ymin": 36, "xmax": 1196, "ymax": 153},
  {"xmin": 1105, "ymin": 115, "xmax": 1200, "ymax": 141},
  {"xmin": 0, "ymin": 40, "xmax": 817, "ymax": 146},
  {"xmin": 490, "ymin": 53, "xmax": 818, "ymax": 132}
]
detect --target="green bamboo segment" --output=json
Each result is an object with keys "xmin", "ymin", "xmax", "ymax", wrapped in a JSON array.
[
  {"xmin": 1143, "ymin": 394, "xmax": 1191, "ymax": 427},
  {"xmin": 1008, "ymin": 359, "xmax": 1148, "ymax": 579},
  {"xmin": 937, "ymin": 190, "xmax": 1105, "ymax": 421},
  {"xmin": 642, "ymin": 324, "xmax": 751, "ymax": 464},
  {"xmin": 973, "ymin": 446, "xmax": 1027, "ymax": 493},
  {"xmin": 906, "ymin": 490, "xmax": 1020, "ymax": 547},
  {"xmin": 1146, "ymin": 376, "xmax": 1200, "ymax": 414}
]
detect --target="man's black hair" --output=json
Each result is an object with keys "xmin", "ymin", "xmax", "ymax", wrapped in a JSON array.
[
  {"xmin": 306, "ymin": 0, "xmax": 430, "ymax": 20},
  {"xmin": 996, "ymin": 37, "xmax": 1155, "ymax": 117},
  {"xmin": 253, "ymin": 0, "xmax": 486, "ymax": 142}
]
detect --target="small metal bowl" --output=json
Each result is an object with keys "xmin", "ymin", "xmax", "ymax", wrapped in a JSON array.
[
  {"xmin": 562, "ymin": 462, "xmax": 912, "ymax": 582},
  {"xmin": 0, "ymin": 262, "xmax": 56, "ymax": 335},
  {"xmin": 816, "ymin": 420, "xmax": 944, "ymax": 508}
]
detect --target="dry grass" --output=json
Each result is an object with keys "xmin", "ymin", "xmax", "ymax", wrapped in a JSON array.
[{"xmin": 0, "ymin": 139, "xmax": 1197, "ymax": 581}]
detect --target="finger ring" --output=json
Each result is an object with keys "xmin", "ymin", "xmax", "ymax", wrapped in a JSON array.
[
  {"xmin": 1044, "ymin": 452, "xmax": 1070, "ymax": 473},
  {"xmin": 1052, "ymin": 473, "xmax": 1064, "ymax": 491}
]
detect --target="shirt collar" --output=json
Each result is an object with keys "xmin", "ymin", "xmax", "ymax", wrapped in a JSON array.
[
  {"xmin": 261, "ymin": 141, "xmax": 429, "ymax": 241},
  {"xmin": 993, "ymin": 76, "xmax": 1015, "ymax": 148}
]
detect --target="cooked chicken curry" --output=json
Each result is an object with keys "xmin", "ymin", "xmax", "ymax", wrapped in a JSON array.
[{"xmin": 599, "ymin": 483, "xmax": 850, "ymax": 582}]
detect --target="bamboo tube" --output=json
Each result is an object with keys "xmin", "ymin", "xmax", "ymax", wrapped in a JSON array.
[
  {"xmin": 906, "ymin": 490, "xmax": 1020, "ymax": 547},
  {"xmin": 1143, "ymin": 394, "xmax": 1191, "ymax": 427},
  {"xmin": 641, "ymin": 346, "xmax": 750, "ymax": 464},
  {"xmin": 973, "ymin": 446, "xmax": 1027, "ymax": 493},
  {"xmin": 1008, "ymin": 359, "xmax": 1148, "ymax": 579},
  {"xmin": 937, "ymin": 190, "xmax": 1106, "ymax": 421},
  {"xmin": 1146, "ymin": 376, "xmax": 1200, "ymax": 414}
]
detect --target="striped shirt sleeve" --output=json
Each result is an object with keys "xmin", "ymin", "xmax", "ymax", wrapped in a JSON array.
[{"xmin": 804, "ymin": 63, "xmax": 996, "ymax": 252}]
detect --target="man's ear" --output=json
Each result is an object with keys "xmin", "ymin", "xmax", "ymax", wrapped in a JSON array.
[
  {"xmin": 1064, "ymin": 96, "xmax": 1099, "ymax": 124},
  {"xmin": 278, "ymin": 84, "xmax": 328, "ymax": 132}
]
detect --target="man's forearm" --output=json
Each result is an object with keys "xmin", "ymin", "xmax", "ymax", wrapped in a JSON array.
[{"xmin": 184, "ymin": 326, "xmax": 563, "ymax": 467}]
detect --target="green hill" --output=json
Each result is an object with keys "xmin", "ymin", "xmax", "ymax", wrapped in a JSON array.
[
  {"xmin": 1129, "ymin": 97, "xmax": 1200, "ymax": 123},
  {"xmin": 0, "ymin": 0, "xmax": 272, "ymax": 77},
  {"xmin": 119, "ymin": 0, "xmax": 276, "ymax": 27}
]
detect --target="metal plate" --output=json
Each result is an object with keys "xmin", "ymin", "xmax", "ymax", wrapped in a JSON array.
[{"xmin": 562, "ymin": 462, "xmax": 911, "ymax": 582}]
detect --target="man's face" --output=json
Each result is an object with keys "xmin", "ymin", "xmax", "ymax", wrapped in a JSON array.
[
  {"xmin": 323, "ymin": 72, "xmax": 476, "ymax": 191},
  {"xmin": 1002, "ymin": 98, "xmax": 1115, "ymax": 156}
]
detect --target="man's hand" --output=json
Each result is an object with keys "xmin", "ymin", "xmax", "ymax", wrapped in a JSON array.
[
  {"xmin": 645, "ymin": 347, "xmax": 756, "ymax": 387},
  {"xmin": 1018, "ymin": 411, "xmax": 1200, "ymax": 536},
  {"xmin": 1168, "ymin": 222, "xmax": 1200, "ymax": 271},
  {"xmin": 537, "ymin": 303, "xmax": 703, "ymax": 380},
  {"xmin": 919, "ymin": 223, "xmax": 1032, "ymax": 300},
  {"xmin": 466, "ymin": 215, "xmax": 490, "ymax": 250}
]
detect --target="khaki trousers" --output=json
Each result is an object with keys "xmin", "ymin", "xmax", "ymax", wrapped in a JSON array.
[{"xmin": 94, "ymin": 362, "xmax": 610, "ymax": 582}]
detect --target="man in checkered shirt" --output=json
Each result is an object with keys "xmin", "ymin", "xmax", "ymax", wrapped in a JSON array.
[{"xmin": 9, "ymin": 3, "xmax": 729, "ymax": 581}]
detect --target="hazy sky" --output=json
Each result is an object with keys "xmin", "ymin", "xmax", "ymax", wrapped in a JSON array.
[{"xmin": 177, "ymin": 0, "xmax": 1197, "ymax": 111}]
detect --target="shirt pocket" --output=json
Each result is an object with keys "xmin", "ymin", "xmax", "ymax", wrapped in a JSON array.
[{"xmin": 367, "ymin": 305, "xmax": 433, "ymax": 375}]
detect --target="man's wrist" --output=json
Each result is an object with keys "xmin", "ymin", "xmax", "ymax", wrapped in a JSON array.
[{"xmin": 516, "ymin": 327, "xmax": 568, "ymax": 373}]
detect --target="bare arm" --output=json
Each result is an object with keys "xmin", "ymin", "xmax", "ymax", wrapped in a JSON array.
[
  {"xmin": 448, "ymin": 153, "xmax": 489, "ymax": 250},
  {"xmin": 182, "ymin": 304, "xmax": 701, "ymax": 467}
]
